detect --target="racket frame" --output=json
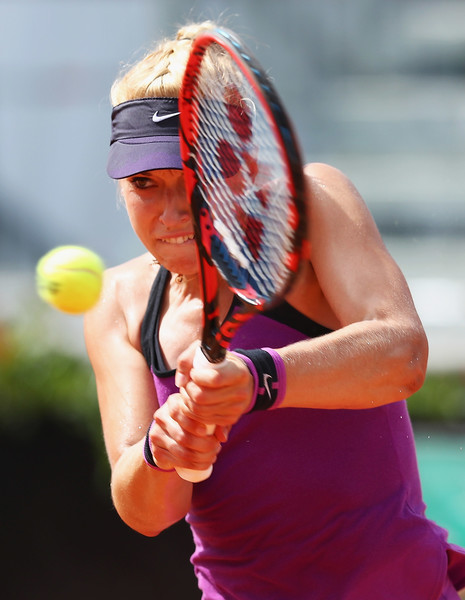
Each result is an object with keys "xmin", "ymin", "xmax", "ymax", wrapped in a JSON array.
[{"xmin": 179, "ymin": 27, "xmax": 308, "ymax": 363}]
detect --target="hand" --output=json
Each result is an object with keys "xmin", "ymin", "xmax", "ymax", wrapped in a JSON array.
[
  {"xmin": 148, "ymin": 392, "xmax": 224, "ymax": 473},
  {"xmin": 175, "ymin": 343, "xmax": 254, "ymax": 429}
]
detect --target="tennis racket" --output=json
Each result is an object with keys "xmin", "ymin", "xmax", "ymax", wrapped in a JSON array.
[{"xmin": 176, "ymin": 27, "xmax": 308, "ymax": 482}]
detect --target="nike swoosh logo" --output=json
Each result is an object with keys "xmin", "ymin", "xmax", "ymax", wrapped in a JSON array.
[
  {"xmin": 152, "ymin": 111, "xmax": 181, "ymax": 123},
  {"xmin": 263, "ymin": 373, "xmax": 272, "ymax": 399}
]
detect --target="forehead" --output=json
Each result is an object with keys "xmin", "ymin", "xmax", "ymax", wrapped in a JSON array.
[{"xmin": 129, "ymin": 168, "xmax": 184, "ymax": 179}]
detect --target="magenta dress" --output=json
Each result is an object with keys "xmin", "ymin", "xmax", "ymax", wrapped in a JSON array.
[{"xmin": 141, "ymin": 268, "xmax": 465, "ymax": 599}]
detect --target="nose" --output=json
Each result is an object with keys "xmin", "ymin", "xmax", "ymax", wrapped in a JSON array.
[{"xmin": 158, "ymin": 192, "xmax": 190, "ymax": 228}]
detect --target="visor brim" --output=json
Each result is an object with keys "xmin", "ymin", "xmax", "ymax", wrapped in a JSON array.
[{"xmin": 106, "ymin": 135, "xmax": 182, "ymax": 179}]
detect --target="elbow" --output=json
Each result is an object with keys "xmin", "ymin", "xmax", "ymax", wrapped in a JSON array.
[
  {"xmin": 124, "ymin": 522, "xmax": 162, "ymax": 538},
  {"xmin": 111, "ymin": 489, "xmax": 163, "ymax": 537},
  {"xmin": 119, "ymin": 508, "xmax": 164, "ymax": 538},
  {"xmin": 112, "ymin": 495, "xmax": 174, "ymax": 538},
  {"xmin": 399, "ymin": 325, "xmax": 429, "ymax": 399},
  {"xmin": 127, "ymin": 522, "xmax": 164, "ymax": 538},
  {"xmin": 110, "ymin": 475, "xmax": 187, "ymax": 538}
]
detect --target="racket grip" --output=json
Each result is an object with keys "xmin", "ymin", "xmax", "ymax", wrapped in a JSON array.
[{"xmin": 175, "ymin": 347, "xmax": 224, "ymax": 483}]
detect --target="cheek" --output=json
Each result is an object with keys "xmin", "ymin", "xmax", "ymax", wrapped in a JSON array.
[
  {"xmin": 124, "ymin": 199, "xmax": 141, "ymax": 225},
  {"xmin": 123, "ymin": 204, "xmax": 155, "ymax": 246},
  {"xmin": 119, "ymin": 183, "xmax": 160, "ymax": 237},
  {"xmin": 125, "ymin": 194, "xmax": 158, "ymax": 221}
]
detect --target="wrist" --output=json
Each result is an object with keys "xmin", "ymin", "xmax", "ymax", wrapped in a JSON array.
[
  {"xmin": 232, "ymin": 347, "xmax": 286, "ymax": 412},
  {"xmin": 143, "ymin": 421, "xmax": 175, "ymax": 472}
]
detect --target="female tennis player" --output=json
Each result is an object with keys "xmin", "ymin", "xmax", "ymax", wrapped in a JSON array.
[{"xmin": 84, "ymin": 21, "xmax": 465, "ymax": 599}]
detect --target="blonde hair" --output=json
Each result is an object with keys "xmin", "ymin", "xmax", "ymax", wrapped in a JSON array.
[{"xmin": 110, "ymin": 21, "xmax": 219, "ymax": 107}]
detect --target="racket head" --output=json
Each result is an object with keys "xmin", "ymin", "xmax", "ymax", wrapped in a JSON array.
[{"xmin": 180, "ymin": 27, "xmax": 308, "ymax": 360}]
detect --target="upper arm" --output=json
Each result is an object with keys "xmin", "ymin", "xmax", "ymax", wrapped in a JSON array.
[
  {"xmin": 305, "ymin": 163, "xmax": 422, "ymax": 331},
  {"xmin": 84, "ymin": 269, "xmax": 157, "ymax": 468}
]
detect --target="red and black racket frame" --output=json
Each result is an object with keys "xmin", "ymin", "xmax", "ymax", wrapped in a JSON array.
[{"xmin": 179, "ymin": 27, "xmax": 308, "ymax": 363}]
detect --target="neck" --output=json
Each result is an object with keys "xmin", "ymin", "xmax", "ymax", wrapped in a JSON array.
[
  {"xmin": 173, "ymin": 272, "xmax": 198, "ymax": 285},
  {"xmin": 150, "ymin": 257, "xmax": 198, "ymax": 286}
]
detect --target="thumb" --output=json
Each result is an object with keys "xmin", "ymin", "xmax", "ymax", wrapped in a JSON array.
[{"xmin": 175, "ymin": 340, "xmax": 198, "ymax": 388}]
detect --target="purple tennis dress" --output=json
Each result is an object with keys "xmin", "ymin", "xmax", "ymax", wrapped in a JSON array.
[{"xmin": 141, "ymin": 268, "xmax": 465, "ymax": 599}]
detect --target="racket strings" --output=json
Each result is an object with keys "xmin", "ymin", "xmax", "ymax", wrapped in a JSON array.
[{"xmin": 189, "ymin": 50, "xmax": 297, "ymax": 302}]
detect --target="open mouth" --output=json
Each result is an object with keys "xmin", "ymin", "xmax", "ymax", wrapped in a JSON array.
[{"xmin": 160, "ymin": 234, "xmax": 195, "ymax": 245}]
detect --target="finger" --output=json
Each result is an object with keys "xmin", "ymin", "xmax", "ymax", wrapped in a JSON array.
[
  {"xmin": 153, "ymin": 427, "xmax": 221, "ymax": 472},
  {"xmin": 171, "ymin": 392, "xmax": 214, "ymax": 434},
  {"xmin": 189, "ymin": 352, "xmax": 248, "ymax": 387},
  {"xmin": 153, "ymin": 408, "xmax": 222, "ymax": 457},
  {"xmin": 214, "ymin": 425, "xmax": 230, "ymax": 444},
  {"xmin": 175, "ymin": 340, "xmax": 198, "ymax": 388},
  {"xmin": 181, "ymin": 382, "xmax": 251, "ymax": 426},
  {"xmin": 156, "ymin": 402, "xmax": 208, "ymax": 439}
]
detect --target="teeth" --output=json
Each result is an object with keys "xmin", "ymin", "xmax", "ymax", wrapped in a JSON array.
[{"xmin": 162, "ymin": 234, "xmax": 194, "ymax": 244}]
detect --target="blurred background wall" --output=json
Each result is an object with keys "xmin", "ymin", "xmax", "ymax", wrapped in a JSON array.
[
  {"xmin": 1, "ymin": 0, "xmax": 464, "ymax": 598},
  {"xmin": 1, "ymin": 0, "xmax": 464, "ymax": 368}
]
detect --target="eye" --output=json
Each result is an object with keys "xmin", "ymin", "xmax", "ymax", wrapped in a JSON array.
[{"xmin": 130, "ymin": 176, "xmax": 157, "ymax": 190}]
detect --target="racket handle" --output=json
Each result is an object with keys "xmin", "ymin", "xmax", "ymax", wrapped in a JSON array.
[{"xmin": 176, "ymin": 347, "xmax": 225, "ymax": 483}]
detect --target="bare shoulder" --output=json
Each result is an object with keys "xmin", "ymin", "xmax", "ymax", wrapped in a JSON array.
[
  {"xmin": 84, "ymin": 252, "xmax": 156, "ymax": 351},
  {"xmin": 105, "ymin": 252, "xmax": 154, "ymax": 287},
  {"xmin": 301, "ymin": 163, "xmax": 412, "ymax": 323},
  {"xmin": 304, "ymin": 162, "xmax": 366, "ymax": 208},
  {"xmin": 304, "ymin": 161, "xmax": 350, "ymax": 180},
  {"xmin": 303, "ymin": 162, "xmax": 381, "ymax": 238}
]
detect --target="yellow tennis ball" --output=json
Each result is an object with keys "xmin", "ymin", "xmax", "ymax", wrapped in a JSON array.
[{"xmin": 36, "ymin": 245, "xmax": 104, "ymax": 314}]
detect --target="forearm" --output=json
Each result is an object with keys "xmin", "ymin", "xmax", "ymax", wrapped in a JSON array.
[
  {"xmin": 110, "ymin": 438, "xmax": 193, "ymax": 537},
  {"xmin": 279, "ymin": 318, "xmax": 428, "ymax": 410}
]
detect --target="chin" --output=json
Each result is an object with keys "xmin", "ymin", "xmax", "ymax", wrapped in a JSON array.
[{"xmin": 156, "ymin": 254, "xmax": 198, "ymax": 276}]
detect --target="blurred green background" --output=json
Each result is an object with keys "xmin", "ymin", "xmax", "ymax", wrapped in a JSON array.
[{"xmin": 1, "ymin": 0, "xmax": 464, "ymax": 598}]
